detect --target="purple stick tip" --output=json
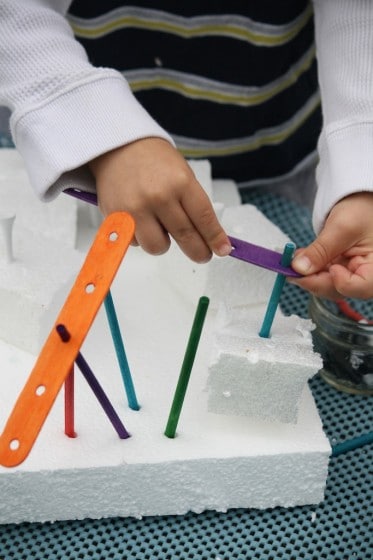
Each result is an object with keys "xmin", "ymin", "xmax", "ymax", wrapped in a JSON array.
[{"xmin": 56, "ymin": 324, "xmax": 71, "ymax": 342}]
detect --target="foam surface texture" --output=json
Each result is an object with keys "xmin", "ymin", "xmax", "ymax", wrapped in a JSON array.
[
  {"xmin": 208, "ymin": 306, "xmax": 323, "ymax": 423},
  {"xmin": 0, "ymin": 150, "xmax": 83, "ymax": 353},
  {"xmin": 0, "ymin": 157, "xmax": 330, "ymax": 524}
]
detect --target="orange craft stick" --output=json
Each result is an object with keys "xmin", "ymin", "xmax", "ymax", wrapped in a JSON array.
[{"xmin": 0, "ymin": 212, "xmax": 135, "ymax": 468}]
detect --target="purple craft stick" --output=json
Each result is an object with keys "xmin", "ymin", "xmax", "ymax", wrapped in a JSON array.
[
  {"xmin": 64, "ymin": 188, "xmax": 98, "ymax": 206},
  {"xmin": 56, "ymin": 324, "xmax": 130, "ymax": 439},
  {"xmin": 64, "ymin": 190, "xmax": 300, "ymax": 279},
  {"xmin": 75, "ymin": 353, "xmax": 130, "ymax": 439},
  {"xmin": 228, "ymin": 235, "xmax": 301, "ymax": 278}
]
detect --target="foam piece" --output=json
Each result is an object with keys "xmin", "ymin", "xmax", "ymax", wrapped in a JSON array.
[
  {"xmin": 0, "ymin": 247, "xmax": 330, "ymax": 524},
  {"xmin": 0, "ymin": 149, "xmax": 78, "ymax": 249},
  {"xmin": 0, "ymin": 150, "xmax": 85, "ymax": 353},
  {"xmin": 209, "ymin": 178, "xmax": 241, "ymax": 208},
  {"xmin": 0, "ymin": 235, "xmax": 85, "ymax": 354},
  {"xmin": 0, "ymin": 156, "xmax": 330, "ymax": 524},
  {"xmin": 207, "ymin": 306, "xmax": 323, "ymax": 423}
]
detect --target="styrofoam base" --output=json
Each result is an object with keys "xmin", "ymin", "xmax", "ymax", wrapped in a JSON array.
[{"xmin": 0, "ymin": 245, "xmax": 330, "ymax": 524}]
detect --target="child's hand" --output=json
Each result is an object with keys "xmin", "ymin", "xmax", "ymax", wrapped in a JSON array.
[
  {"xmin": 89, "ymin": 138, "xmax": 232, "ymax": 263},
  {"xmin": 291, "ymin": 192, "xmax": 373, "ymax": 299}
]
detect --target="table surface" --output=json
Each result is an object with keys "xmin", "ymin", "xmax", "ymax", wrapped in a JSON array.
[{"xmin": 0, "ymin": 178, "xmax": 372, "ymax": 560}]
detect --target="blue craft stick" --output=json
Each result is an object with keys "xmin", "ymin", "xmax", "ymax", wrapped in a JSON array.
[
  {"xmin": 104, "ymin": 290, "xmax": 140, "ymax": 411},
  {"xmin": 259, "ymin": 242, "xmax": 295, "ymax": 338},
  {"xmin": 331, "ymin": 431, "xmax": 373, "ymax": 457}
]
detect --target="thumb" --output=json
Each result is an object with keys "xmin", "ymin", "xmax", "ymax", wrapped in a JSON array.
[{"xmin": 292, "ymin": 226, "xmax": 348, "ymax": 276}]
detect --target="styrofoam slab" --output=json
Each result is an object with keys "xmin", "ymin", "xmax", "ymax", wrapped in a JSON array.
[{"xmin": 0, "ymin": 245, "xmax": 330, "ymax": 524}]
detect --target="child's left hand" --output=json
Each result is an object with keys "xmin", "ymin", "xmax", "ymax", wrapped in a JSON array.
[{"xmin": 290, "ymin": 192, "xmax": 373, "ymax": 300}]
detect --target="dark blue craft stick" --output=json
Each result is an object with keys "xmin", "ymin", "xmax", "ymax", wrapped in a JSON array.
[
  {"xmin": 104, "ymin": 290, "xmax": 140, "ymax": 411},
  {"xmin": 56, "ymin": 324, "xmax": 130, "ymax": 439},
  {"xmin": 259, "ymin": 242, "xmax": 295, "ymax": 338}
]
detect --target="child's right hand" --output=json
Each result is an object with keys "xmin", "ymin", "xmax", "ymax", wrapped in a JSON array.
[{"xmin": 89, "ymin": 138, "xmax": 232, "ymax": 263}]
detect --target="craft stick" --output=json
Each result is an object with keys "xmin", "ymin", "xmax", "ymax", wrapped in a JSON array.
[
  {"xmin": 332, "ymin": 431, "xmax": 373, "ymax": 457},
  {"xmin": 64, "ymin": 188, "xmax": 98, "ymax": 206},
  {"xmin": 75, "ymin": 353, "xmax": 130, "ymax": 439},
  {"xmin": 164, "ymin": 296, "xmax": 209, "ymax": 439},
  {"xmin": 0, "ymin": 212, "xmax": 135, "ymax": 467},
  {"xmin": 64, "ymin": 366, "xmax": 77, "ymax": 438},
  {"xmin": 57, "ymin": 324, "xmax": 130, "ymax": 440},
  {"xmin": 259, "ymin": 242, "xmax": 295, "ymax": 338},
  {"xmin": 104, "ymin": 290, "xmax": 140, "ymax": 411}
]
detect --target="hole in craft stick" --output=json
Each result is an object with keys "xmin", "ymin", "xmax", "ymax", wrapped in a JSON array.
[
  {"xmin": 35, "ymin": 385, "xmax": 46, "ymax": 396},
  {"xmin": 109, "ymin": 231, "xmax": 118, "ymax": 242},
  {"xmin": 85, "ymin": 283, "xmax": 95, "ymax": 294},
  {"xmin": 9, "ymin": 439, "xmax": 20, "ymax": 451}
]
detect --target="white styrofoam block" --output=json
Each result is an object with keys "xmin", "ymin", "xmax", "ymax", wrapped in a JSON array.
[
  {"xmin": 0, "ymin": 233, "xmax": 85, "ymax": 354},
  {"xmin": 0, "ymin": 155, "xmax": 330, "ymax": 524},
  {"xmin": 0, "ymin": 247, "xmax": 330, "ymax": 524},
  {"xmin": 157, "ymin": 203, "xmax": 290, "ymax": 309},
  {"xmin": 0, "ymin": 149, "xmax": 85, "ymax": 353},
  {"xmin": 187, "ymin": 158, "xmax": 214, "ymax": 197},
  {"xmin": 0, "ymin": 148, "xmax": 78, "ymax": 249},
  {"xmin": 210, "ymin": 178, "xmax": 241, "ymax": 207},
  {"xmin": 207, "ymin": 306, "xmax": 323, "ymax": 423}
]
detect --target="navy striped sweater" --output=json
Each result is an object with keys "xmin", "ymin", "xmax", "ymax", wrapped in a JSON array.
[{"xmin": 68, "ymin": 1, "xmax": 321, "ymax": 189}]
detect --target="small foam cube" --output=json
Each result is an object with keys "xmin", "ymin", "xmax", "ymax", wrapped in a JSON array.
[{"xmin": 207, "ymin": 305, "xmax": 323, "ymax": 423}]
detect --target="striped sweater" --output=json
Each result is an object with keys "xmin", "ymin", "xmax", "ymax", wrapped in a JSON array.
[
  {"xmin": 67, "ymin": 0, "xmax": 321, "ymax": 189},
  {"xmin": 1, "ymin": 1, "xmax": 373, "ymax": 233}
]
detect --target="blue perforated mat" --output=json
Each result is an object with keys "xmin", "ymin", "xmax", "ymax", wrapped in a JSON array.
[{"xmin": 0, "ymin": 186, "xmax": 372, "ymax": 560}]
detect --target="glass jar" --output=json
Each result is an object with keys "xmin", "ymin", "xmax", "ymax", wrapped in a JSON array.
[{"xmin": 309, "ymin": 296, "xmax": 373, "ymax": 395}]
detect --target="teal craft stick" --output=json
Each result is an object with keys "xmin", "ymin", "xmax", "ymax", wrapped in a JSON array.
[
  {"xmin": 104, "ymin": 290, "xmax": 140, "ymax": 411},
  {"xmin": 165, "ymin": 296, "xmax": 210, "ymax": 439},
  {"xmin": 259, "ymin": 242, "xmax": 295, "ymax": 338},
  {"xmin": 331, "ymin": 431, "xmax": 373, "ymax": 457}
]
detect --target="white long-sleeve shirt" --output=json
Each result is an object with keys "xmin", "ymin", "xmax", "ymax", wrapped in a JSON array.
[
  {"xmin": 0, "ymin": 0, "xmax": 373, "ymax": 234},
  {"xmin": 0, "ymin": 0, "xmax": 174, "ymax": 200}
]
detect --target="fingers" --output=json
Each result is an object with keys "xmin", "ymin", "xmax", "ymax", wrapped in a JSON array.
[
  {"xmin": 181, "ymin": 186, "xmax": 231, "ymax": 259},
  {"xmin": 146, "ymin": 183, "xmax": 231, "ymax": 263},
  {"xmin": 290, "ymin": 261, "xmax": 373, "ymax": 300},
  {"xmin": 288, "ymin": 271, "xmax": 342, "ymax": 300},
  {"xmin": 101, "ymin": 180, "xmax": 230, "ymax": 263},
  {"xmin": 133, "ymin": 213, "xmax": 171, "ymax": 255},
  {"xmin": 329, "ymin": 262, "xmax": 373, "ymax": 299},
  {"xmin": 156, "ymin": 200, "xmax": 213, "ymax": 263},
  {"xmin": 292, "ymin": 227, "xmax": 353, "ymax": 276},
  {"xmin": 292, "ymin": 192, "xmax": 373, "ymax": 277},
  {"xmin": 93, "ymin": 140, "xmax": 231, "ymax": 263}
]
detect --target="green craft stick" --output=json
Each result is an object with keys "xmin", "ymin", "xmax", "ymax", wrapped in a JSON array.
[
  {"xmin": 259, "ymin": 242, "xmax": 295, "ymax": 338},
  {"xmin": 164, "ymin": 296, "xmax": 210, "ymax": 438}
]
